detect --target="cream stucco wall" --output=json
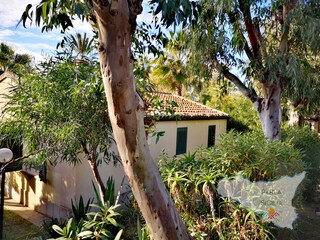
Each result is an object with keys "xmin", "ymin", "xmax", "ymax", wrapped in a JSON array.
[
  {"xmin": 148, "ymin": 119, "xmax": 227, "ymax": 158},
  {"xmin": 6, "ymin": 162, "xmax": 76, "ymax": 219},
  {"xmin": 74, "ymin": 153, "xmax": 130, "ymax": 204},
  {"xmin": 4, "ymin": 118, "xmax": 227, "ymax": 219}
]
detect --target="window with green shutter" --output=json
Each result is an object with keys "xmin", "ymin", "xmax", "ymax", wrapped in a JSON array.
[
  {"xmin": 208, "ymin": 125, "xmax": 216, "ymax": 147},
  {"xmin": 176, "ymin": 127, "xmax": 188, "ymax": 155}
]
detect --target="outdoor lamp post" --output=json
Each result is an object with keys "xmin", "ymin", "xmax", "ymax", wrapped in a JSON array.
[
  {"xmin": 0, "ymin": 148, "xmax": 13, "ymax": 239},
  {"xmin": 0, "ymin": 149, "xmax": 13, "ymax": 163}
]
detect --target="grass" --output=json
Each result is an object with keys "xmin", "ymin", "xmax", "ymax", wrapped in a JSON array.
[{"xmin": 3, "ymin": 210, "xmax": 48, "ymax": 240}]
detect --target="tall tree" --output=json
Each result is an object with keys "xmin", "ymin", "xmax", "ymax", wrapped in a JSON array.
[
  {"xmin": 150, "ymin": 31, "xmax": 188, "ymax": 96},
  {"xmin": 0, "ymin": 43, "xmax": 32, "ymax": 77},
  {"xmin": 58, "ymin": 32, "xmax": 96, "ymax": 61},
  {"xmin": 153, "ymin": 0, "xmax": 320, "ymax": 140},
  {"xmin": 1, "ymin": 55, "xmax": 117, "ymax": 200},
  {"xmin": 20, "ymin": 1, "xmax": 192, "ymax": 239}
]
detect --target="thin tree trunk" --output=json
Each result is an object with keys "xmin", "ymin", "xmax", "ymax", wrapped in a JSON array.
[
  {"xmin": 288, "ymin": 103, "xmax": 300, "ymax": 127},
  {"xmin": 176, "ymin": 83, "xmax": 182, "ymax": 96},
  {"xmin": 88, "ymin": 159, "xmax": 106, "ymax": 200},
  {"xmin": 93, "ymin": 1, "xmax": 192, "ymax": 239},
  {"xmin": 81, "ymin": 142, "xmax": 106, "ymax": 200}
]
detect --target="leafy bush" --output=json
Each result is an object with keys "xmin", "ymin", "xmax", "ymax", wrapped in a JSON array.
[
  {"xmin": 207, "ymin": 92, "xmax": 260, "ymax": 132},
  {"xmin": 71, "ymin": 196, "xmax": 93, "ymax": 224},
  {"xmin": 42, "ymin": 218, "xmax": 66, "ymax": 238},
  {"xmin": 50, "ymin": 177, "xmax": 123, "ymax": 240},
  {"xmin": 282, "ymin": 126, "xmax": 320, "ymax": 201},
  {"xmin": 159, "ymin": 130, "xmax": 305, "ymax": 239}
]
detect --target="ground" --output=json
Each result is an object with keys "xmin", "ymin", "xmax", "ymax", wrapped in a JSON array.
[
  {"xmin": 3, "ymin": 210, "xmax": 48, "ymax": 240},
  {"xmin": 275, "ymin": 202, "xmax": 320, "ymax": 240}
]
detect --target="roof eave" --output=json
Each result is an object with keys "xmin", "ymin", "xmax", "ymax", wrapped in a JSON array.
[{"xmin": 157, "ymin": 115, "xmax": 230, "ymax": 121}]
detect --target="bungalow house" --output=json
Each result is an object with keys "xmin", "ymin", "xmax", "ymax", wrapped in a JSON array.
[
  {"xmin": 0, "ymin": 75, "xmax": 228, "ymax": 219},
  {"xmin": 147, "ymin": 92, "xmax": 229, "ymax": 157}
]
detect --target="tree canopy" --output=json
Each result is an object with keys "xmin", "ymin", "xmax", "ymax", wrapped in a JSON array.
[
  {"xmin": 152, "ymin": 0, "xmax": 320, "ymax": 139},
  {"xmin": 19, "ymin": 1, "xmax": 193, "ymax": 239},
  {"xmin": 0, "ymin": 43, "xmax": 32, "ymax": 77},
  {"xmin": 0, "ymin": 48, "xmax": 117, "ymax": 197}
]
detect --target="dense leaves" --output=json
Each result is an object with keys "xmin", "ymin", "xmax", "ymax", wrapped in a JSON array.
[
  {"xmin": 0, "ymin": 43, "xmax": 32, "ymax": 76},
  {"xmin": 281, "ymin": 127, "xmax": 320, "ymax": 201},
  {"xmin": 51, "ymin": 178, "xmax": 123, "ymax": 240},
  {"xmin": 19, "ymin": 0, "xmax": 92, "ymax": 32},
  {"xmin": 0, "ymin": 56, "xmax": 117, "ymax": 169},
  {"xmin": 152, "ymin": 0, "xmax": 320, "ymax": 139},
  {"xmin": 57, "ymin": 33, "xmax": 96, "ymax": 61},
  {"xmin": 150, "ymin": 31, "xmax": 189, "ymax": 96},
  {"xmin": 159, "ymin": 129, "xmax": 306, "ymax": 238}
]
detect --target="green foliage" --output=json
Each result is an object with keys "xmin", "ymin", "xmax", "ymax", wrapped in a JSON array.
[
  {"xmin": 19, "ymin": 0, "xmax": 92, "ymax": 32},
  {"xmin": 0, "ymin": 42, "xmax": 32, "ymax": 76},
  {"xmin": 282, "ymin": 126, "xmax": 320, "ymax": 201},
  {"xmin": 153, "ymin": 0, "xmax": 320, "ymax": 140},
  {"xmin": 43, "ymin": 218, "xmax": 66, "ymax": 238},
  {"xmin": 50, "ymin": 218, "xmax": 87, "ymax": 240},
  {"xmin": 71, "ymin": 196, "xmax": 93, "ymax": 224},
  {"xmin": 150, "ymin": 31, "xmax": 189, "ymax": 96},
  {"xmin": 83, "ymin": 204, "xmax": 123, "ymax": 239},
  {"xmin": 0, "ymin": 55, "xmax": 117, "ymax": 168},
  {"xmin": 137, "ymin": 217, "xmax": 152, "ymax": 240},
  {"xmin": 159, "ymin": 130, "xmax": 305, "ymax": 238},
  {"xmin": 205, "ymin": 88, "xmax": 260, "ymax": 132},
  {"xmin": 57, "ymin": 33, "xmax": 96, "ymax": 62},
  {"xmin": 92, "ymin": 177, "xmax": 117, "ymax": 208},
  {"xmin": 150, "ymin": 0, "xmax": 199, "ymax": 27},
  {"xmin": 51, "ymin": 177, "xmax": 123, "ymax": 240}
]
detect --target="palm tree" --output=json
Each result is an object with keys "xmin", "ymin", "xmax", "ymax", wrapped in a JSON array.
[
  {"xmin": 60, "ymin": 33, "xmax": 95, "ymax": 62},
  {"xmin": 0, "ymin": 43, "xmax": 32, "ymax": 77},
  {"xmin": 150, "ymin": 31, "xmax": 189, "ymax": 96}
]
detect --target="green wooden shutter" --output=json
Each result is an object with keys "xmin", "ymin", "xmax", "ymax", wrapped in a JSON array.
[
  {"xmin": 208, "ymin": 125, "xmax": 216, "ymax": 147},
  {"xmin": 176, "ymin": 127, "xmax": 188, "ymax": 155}
]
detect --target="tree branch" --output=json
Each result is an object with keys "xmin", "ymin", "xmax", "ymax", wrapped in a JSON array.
[
  {"xmin": 0, "ymin": 146, "xmax": 54, "ymax": 174},
  {"xmin": 212, "ymin": 57, "xmax": 259, "ymax": 103},
  {"xmin": 228, "ymin": 12, "xmax": 255, "ymax": 62},
  {"xmin": 238, "ymin": 0, "xmax": 262, "ymax": 62},
  {"xmin": 278, "ymin": 3, "xmax": 294, "ymax": 56}
]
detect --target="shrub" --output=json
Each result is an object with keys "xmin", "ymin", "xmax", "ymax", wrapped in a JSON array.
[
  {"xmin": 42, "ymin": 218, "xmax": 66, "ymax": 238},
  {"xmin": 282, "ymin": 126, "xmax": 320, "ymax": 201},
  {"xmin": 71, "ymin": 196, "xmax": 93, "ymax": 224},
  {"xmin": 159, "ymin": 130, "xmax": 305, "ymax": 239},
  {"xmin": 50, "ymin": 177, "xmax": 123, "ymax": 240}
]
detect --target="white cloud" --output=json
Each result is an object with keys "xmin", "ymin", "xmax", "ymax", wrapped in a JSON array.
[
  {"xmin": 0, "ymin": 29, "xmax": 15, "ymax": 40},
  {"xmin": 19, "ymin": 42, "xmax": 56, "ymax": 51},
  {"xmin": 2, "ymin": 41, "xmax": 46, "ymax": 63},
  {"xmin": 137, "ymin": 2, "xmax": 154, "ymax": 25},
  {"xmin": 1, "ymin": 1, "xmax": 157, "ymax": 63},
  {"xmin": 69, "ymin": 19, "xmax": 94, "ymax": 36},
  {"xmin": 0, "ymin": 0, "xmax": 40, "ymax": 28}
]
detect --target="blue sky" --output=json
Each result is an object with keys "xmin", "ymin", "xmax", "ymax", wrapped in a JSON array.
[{"xmin": 0, "ymin": 1, "xmax": 153, "ymax": 63}]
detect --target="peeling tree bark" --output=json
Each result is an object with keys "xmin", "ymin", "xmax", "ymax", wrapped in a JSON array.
[
  {"xmin": 253, "ymin": 84, "xmax": 282, "ymax": 140},
  {"xmin": 213, "ymin": 57, "xmax": 282, "ymax": 140},
  {"xmin": 92, "ymin": 1, "xmax": 192, "ymax": 239}
]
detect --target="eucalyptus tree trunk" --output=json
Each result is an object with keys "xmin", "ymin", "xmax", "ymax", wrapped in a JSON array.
[
  {"xmin": 92, "ymin": 1, "xmax": 192, "ymax": 239},
  {"xmin": 254, "ymin": 83, "xmax": 282, "ymax": 140}
]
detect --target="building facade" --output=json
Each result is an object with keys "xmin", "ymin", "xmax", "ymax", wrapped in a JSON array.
[{"xmin": 1, "ymin": 77, "xmax": 228, "ymax": 219}]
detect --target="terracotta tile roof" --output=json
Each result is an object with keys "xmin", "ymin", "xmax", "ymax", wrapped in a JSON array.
[{"xmin": 146, "ymin": 92, "xmax": 228, "ymax": 120}]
